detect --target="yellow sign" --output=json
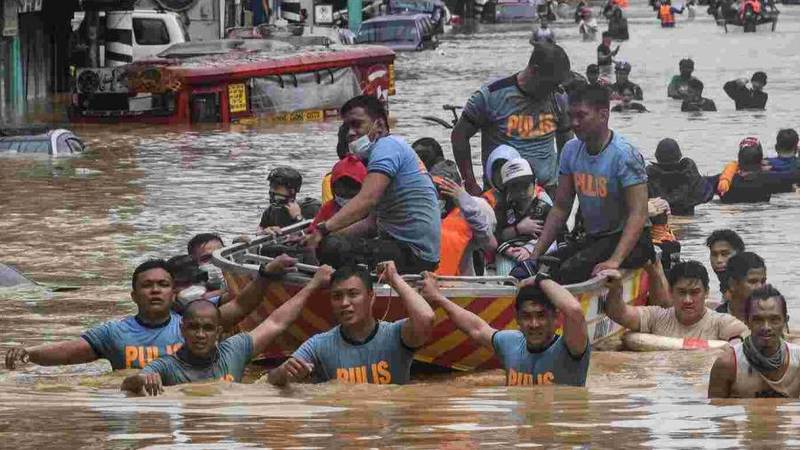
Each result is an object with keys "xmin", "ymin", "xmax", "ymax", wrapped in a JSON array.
[
  {"xmin": 228, "ymin": 83, "xmax": 248, "ymax": 113},
  {"xmin": 270, "ymin": 109, "xmax": 325, "ymax": 123},
  {"xmin": 388, "ymin": 64, "xmax": 396, "ymax": 96}
]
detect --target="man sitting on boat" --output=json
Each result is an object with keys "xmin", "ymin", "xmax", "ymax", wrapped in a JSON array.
[
  {"xmin": 267, "ymin": 262, "xmax": 435, "ymax": 386},
  {"xmin": 258, "ymin": 166, "xmax": 306, "ymax": 235},
  {"xmin": 4, "ymin": 256, "xmax": 297, "ymax": 371},
  {"xmin": 430, "ymin": 160, "xmax": 497, "ymax": 276},
  {"xmin": 451, "ymin": 42, "xmax": 573, "ymax": 197},
  {"xmin": 412, "ymin": 137, "xmax": 446, "ymax": 171},
  {"xmin": 709, "ymin": 285, "xmax": 800, "ymax": 398},
  {"xmin": 706, "ymin": 229, "xmax": 745, "ymax": 300},
  {"xmin": 493, "ymin": 158, "xmax": 556, "ymax": 276},
  {"xmin": 305, "ymin": 95, "xmax": 441, "ymax": 274},
  {"xmin": 187, "ymin": 233, "xmax": 229, "ymax": 304},
  {"xmin": 421, "ymin": 268, "xmax": 591, "ymax": 386},
  {"xmin": 528, "ymin": 84, "xmax": 654, "ymax": 284},
  {"xmin": 716, "ymin": 251, "xmax": 767, "ymax": 322},
  {"xmin": 602, "ymin": 261, "xmax": 748, "ymax": 343},
  {"xmin": 121, "ymin": 266, "xmax": 334, "ymax": 395}
]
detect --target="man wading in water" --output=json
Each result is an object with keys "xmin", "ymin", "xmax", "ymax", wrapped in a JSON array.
[
  {"xmin": 121, "ymin": 266, "xmax": 334, "ymax": 395},
  {"xmin": 528, "ymin": 84, "xmax": 653, "ymax": 283},
  {"xmin": 4, "ymin": 257, "xmax": 296, "ymax": 371},
  {"xmin": 709, "ymin": 285, "xmax": 800, "ymax": 398},
  {"xmin": 421, "ymin": 270, "xmax": 590, "ymax": 386},
  {"xmin": 267, "ymin": 261, "xmax": 434, "ymax": 386},
  {"xmin": 451, "ymin": 42, "xmax": 573, "ymax": 196}
]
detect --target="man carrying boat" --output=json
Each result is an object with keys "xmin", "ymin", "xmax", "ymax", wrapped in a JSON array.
[
  {"xmin": 4, "ymin": 256, "xmax": 296, "ymax": 371},
  {"xmin": 422, "ymin": 269, "xmax": 590, "ymax": 386},
  {"xmin": 709, "ymin": 285, "xmax": 800, "ymax": 398},
  {"xmin": 528, "ymin": 84, "xmax": 653, "ymax": 284},
  {"xmin": 451, "ymin": 42, "xmax": 573, "ymax": 197},
  {"xmin": 716, "ymin": 251, "xmax": 767, "ymax": 321},
  {"xmin": 267, "ymin": 261, "xmax": 435, "ymax": 386},
  {"xmin": 602, "ymin": 261, "xmax": 748, "ymax": 342},
  {"xmin": 304, "ymin": 95, "xmax": 441, "ymax": 274},
  {"xmin": 121, "ymin": 266, "xmax": 334, "ymax": 395}
]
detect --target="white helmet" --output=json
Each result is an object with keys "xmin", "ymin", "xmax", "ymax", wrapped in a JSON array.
[{"xmin": 500, "ymin": 158, "xmax": 534, "ymax": 186}]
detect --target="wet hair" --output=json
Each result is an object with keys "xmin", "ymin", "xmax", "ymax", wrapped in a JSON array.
[
  {"xmin": 679, "ymin": 58, "xmax": 694, "ymax": 69},
  {"xmin": 330, "ymin": 265, "xmax": 373, "ymax": 292},
  {"xmin": 299, "ymin": 197, "xmax": 322, "ymax": 219},
  {"xmin": 586, "ymin": 63, "xmax": 599, "ymax": 74},
  {"xmin": 182, "ymin": 298, "xmax": 221, "ymax": 322},
  {"xmin": 167, "ymin": 254, "xmax": 206, "ymax": 286},
  {"xmin": 515, "ymin": 285, "xmax": 556, "ymax": 313},
  {"xmin": 412, "ymin": 137, "xmax": 445, "ymax": 170},
  {"xmin": 340, "ymin": 95, "xmax": 389, "ymax": 131},
  {"xmin": 738, "ymin": 144, "xmax": 763, "ymax": 169},
  {"xmin": 187, "ymin": 233, "xmax": 224, "ymax": 256},
  {"xmin": 336, "ymin": 123, "xmax": 350, "ymax": 159},
  {"xmin": 705, "ymin": 229, "xmax": 745, "ymax": 252},
  {"xmin": 527, "ymin": 42, "xmax": 571, "ymax": 83},
  {"xmin": 568, "ymin": 84, "xmax": 610, "ymax": 109},
  {"xmin": 132, "ymin": 259, "xmax": 174, "ymax": 289},
  {"xmin": 430, "ymin": 160, "xmax": 463, "ymax": 185},
  {"xmin": 727, "ymin": 251, "xmax": 765, "ymax": 282},
  {"xmin": 751, "ymin": 71, "xmax": 767, "ymax": 85},
  {"xmin": 667, "ymin": 260, "xmax": 709, "ymax": 291},
  {"xmin": 687, "ymin": 77, "xmax": 704, "ymax": 95},
  {"xmin": 776, "ymin": 128, "xmax": 799, "ymax": 153},
  {"xmin": 744, "ymin": 284, "xmax": 787, "ymax": 321},
  {"xmin": 601, "ymin": 31, "xmax": 611, "ymax": 39}
]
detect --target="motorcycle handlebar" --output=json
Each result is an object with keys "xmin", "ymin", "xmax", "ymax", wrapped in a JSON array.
[{"xmin": 442, "ymin": 104, "xmax": 463, "ymax": 111}]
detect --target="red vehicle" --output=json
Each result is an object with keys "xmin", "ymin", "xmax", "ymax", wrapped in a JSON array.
[{"xmin": 69, "ymin": 39, "xmax": 396, "ymax": 124}]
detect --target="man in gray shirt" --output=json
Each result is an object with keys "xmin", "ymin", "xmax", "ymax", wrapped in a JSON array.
[{"xmin": 268, "ymin": 261, "xmax": 435, "ymax": 385}]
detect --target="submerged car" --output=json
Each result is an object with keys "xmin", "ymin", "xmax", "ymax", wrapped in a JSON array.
[
  {"xmin": 386, "ymin": 0, "xmax": 452, "ymax": 33},
  {"xmin": 355, "ymin": 14, "xmax": 439, "ymax": 51},
  {"xmin": 0, "ymin": 128, "xmax": 85, "ymax": 157}
]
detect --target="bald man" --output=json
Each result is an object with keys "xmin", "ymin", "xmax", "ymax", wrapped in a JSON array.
[{"xmin": 122, "ymin": 266, "xmax": 334, "ymax": 395}]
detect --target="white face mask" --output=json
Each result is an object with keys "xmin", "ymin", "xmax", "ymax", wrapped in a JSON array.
[
  {"xmin": 335, "ymin": 195, "xmax": 351, "ymax": 207},
  {"xmin": 349, "ymin": 133, "xmax": 374, "ymax": 161},
  {"xmin": 177, "ymin": 284, "xmax": 207, "ymax": 304}
]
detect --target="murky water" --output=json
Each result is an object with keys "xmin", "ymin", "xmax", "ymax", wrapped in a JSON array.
[{"xmin": 3, "ymin": 2, "xmax": 800, "ymax": 447}]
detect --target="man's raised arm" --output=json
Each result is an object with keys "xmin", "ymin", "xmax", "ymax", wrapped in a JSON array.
[
  {"xmin": 598, "ymin": 269, "xmax": 640, "ymax": 331},
  {"xmin": 420, "ymin": 272, "xmax": 496, "ymax": 348},
  {"xmin": 377, "ymin": 262, "xmax": 435, "ymax": 349},
  {"xmin": 532, "ymin": 173, "xmax": 575, "ymax": 258},
  {"xmin": 526, "ymin": 276, "xmax": 588, "ymax": 357}
]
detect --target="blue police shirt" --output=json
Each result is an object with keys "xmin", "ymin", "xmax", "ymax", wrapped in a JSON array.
[
  {"xmin": 141, "ymin": 333, "xmax": 254, "ymax": 385},
  {"xmin": 292, "ymin": 320, "xmax": 416, "ymax": 385},
  {"xmin": 559, "ymin": 131, "xmax": 647, "ymax": 236},
  {"xmin": 81, "ymin": 312, "xmax": 184, "ymax": 370},
  {"xmin": 368, "ymin": 135, "xmax": 441, "ymax": 264},
  {"xmin": 492, "ymin": 331, "xmax": 591, "ymax": 386}
]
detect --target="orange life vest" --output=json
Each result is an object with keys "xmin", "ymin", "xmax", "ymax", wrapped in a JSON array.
[
  {"xmin": 482, "ymin": 189, "xmax": 497, "ymax": 208},
  {"xmin": 717, "ymin": 161, "xmax": 739, "ymax": 196},
  {"xmin": 651, "ymin": 223, "xmax": 676, "ymax": 245},
  {"xmin": 436, "ymin": 208, "xmax": 474, "ymax": 276},
  {"xmin": 659, "ymin": 4, "xmax": 674, "ymax": 24}
]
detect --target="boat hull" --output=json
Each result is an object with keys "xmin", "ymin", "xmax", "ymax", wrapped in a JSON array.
[{"xmin": 225, "ymin": 268, "xmax": 649, "ymax": 371}]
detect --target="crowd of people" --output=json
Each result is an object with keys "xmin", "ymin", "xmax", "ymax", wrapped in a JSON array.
[{"xmin": 4, "ymin": 18, "xmax": 800, "ymax": 400}]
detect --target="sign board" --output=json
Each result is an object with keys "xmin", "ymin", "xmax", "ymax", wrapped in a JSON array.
[
  {"xmin": 315, "ymin": 4, "xmax": 333, "ymax": 24},
  {"xmin": 17, "ymin": 0, "xmax": 42, "ymax": 13},
  {"xmin": 2, "ymin": 0, "xmax": 19, "ymax": 36},
  {"xmin": 228, "ymin": 83, "xmax": 248, "ymax": 113}
]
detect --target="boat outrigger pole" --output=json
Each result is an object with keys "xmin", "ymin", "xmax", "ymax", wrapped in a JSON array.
[{"xmin": 348, "ymin": 0, "xmax": 363, "ymax": 32}]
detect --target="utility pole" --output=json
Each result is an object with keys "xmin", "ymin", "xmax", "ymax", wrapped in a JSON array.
[{"xmin": 347, "ymin": 0, "xmax": 361, "ymax": 32}]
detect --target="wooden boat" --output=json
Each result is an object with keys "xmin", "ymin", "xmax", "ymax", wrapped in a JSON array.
[
  {"xmin": 213, "ymin": 223, "xmax": 650, "ymax": 371},
  {"xmin": 69, "ymin": 39, "xmax": 395, "ymax": 125}
]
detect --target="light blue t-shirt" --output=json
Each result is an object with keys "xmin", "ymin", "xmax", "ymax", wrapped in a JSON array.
[
  {"xmin": 367, "ymin": 135, "xmax": 441, "ymax": 264},
  {"xmin": 81, "ymin": 312, "xmax": 184, "ymax": 370},
  {"xmin": 292, "ymin": 320, "xmax": 415, "ymax": 385},
  {"xmin": 141, "ymin": 333, "xmax": 254, "ymax": 386},
  {"xmin": 559, "ymin": 131, "xmax": 647, "ymax": 236},
  {"xmin": 462, "ymin": 75, "xmax": 570, "ymax": 186},
  {"xmin": 492, "ymin": 331, "xmax": 590, "ymax": 386}
]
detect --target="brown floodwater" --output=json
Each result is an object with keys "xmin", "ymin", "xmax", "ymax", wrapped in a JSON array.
[{"xmin": 3, "ymin": 2, "xmax": 800, "ymax": 447}]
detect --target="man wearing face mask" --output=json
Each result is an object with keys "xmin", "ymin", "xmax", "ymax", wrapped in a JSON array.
[
  {"xmin": 304, "ymin": 95, "xmax": 441, "ymax": 274},
  {"xmin": 258, "ymin": 167, "xmax": 304, "ymax": 235},
  {"xmin": 452, "ymin": 42, "xmax": 573, "ymax": 197},
  {"xmin": 187, "ymin": 233, "xmax": 228, "ymax": 303},
  {"xmin": 168, "ymin": 255, "xmax": 222, "ymax": 314},
  {"xmin": 493, "ymin": 158, "xmax": 557, "ymax": 276},
  {"xmin": 430, "ymin": 160, "xmax": 497, "ymax": 276}
]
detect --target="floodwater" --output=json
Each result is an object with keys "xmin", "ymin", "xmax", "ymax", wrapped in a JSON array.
[{"xmin": 3, "ymin": 2, "xmax": 800, "ymax": 447}]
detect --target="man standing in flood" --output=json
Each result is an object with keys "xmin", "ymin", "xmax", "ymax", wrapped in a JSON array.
[
  {"xmin": 709, "ymin": 285, "xmax": 800, "ymax": 398},
  {"xmin": 451, "ymin": 42, "xmax": 573, "ymax": 196}
]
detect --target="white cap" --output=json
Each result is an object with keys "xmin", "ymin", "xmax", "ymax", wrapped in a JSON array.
[{"xmin": 500, "ymin": 158, "xmax": 534, "ymax": 185}]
